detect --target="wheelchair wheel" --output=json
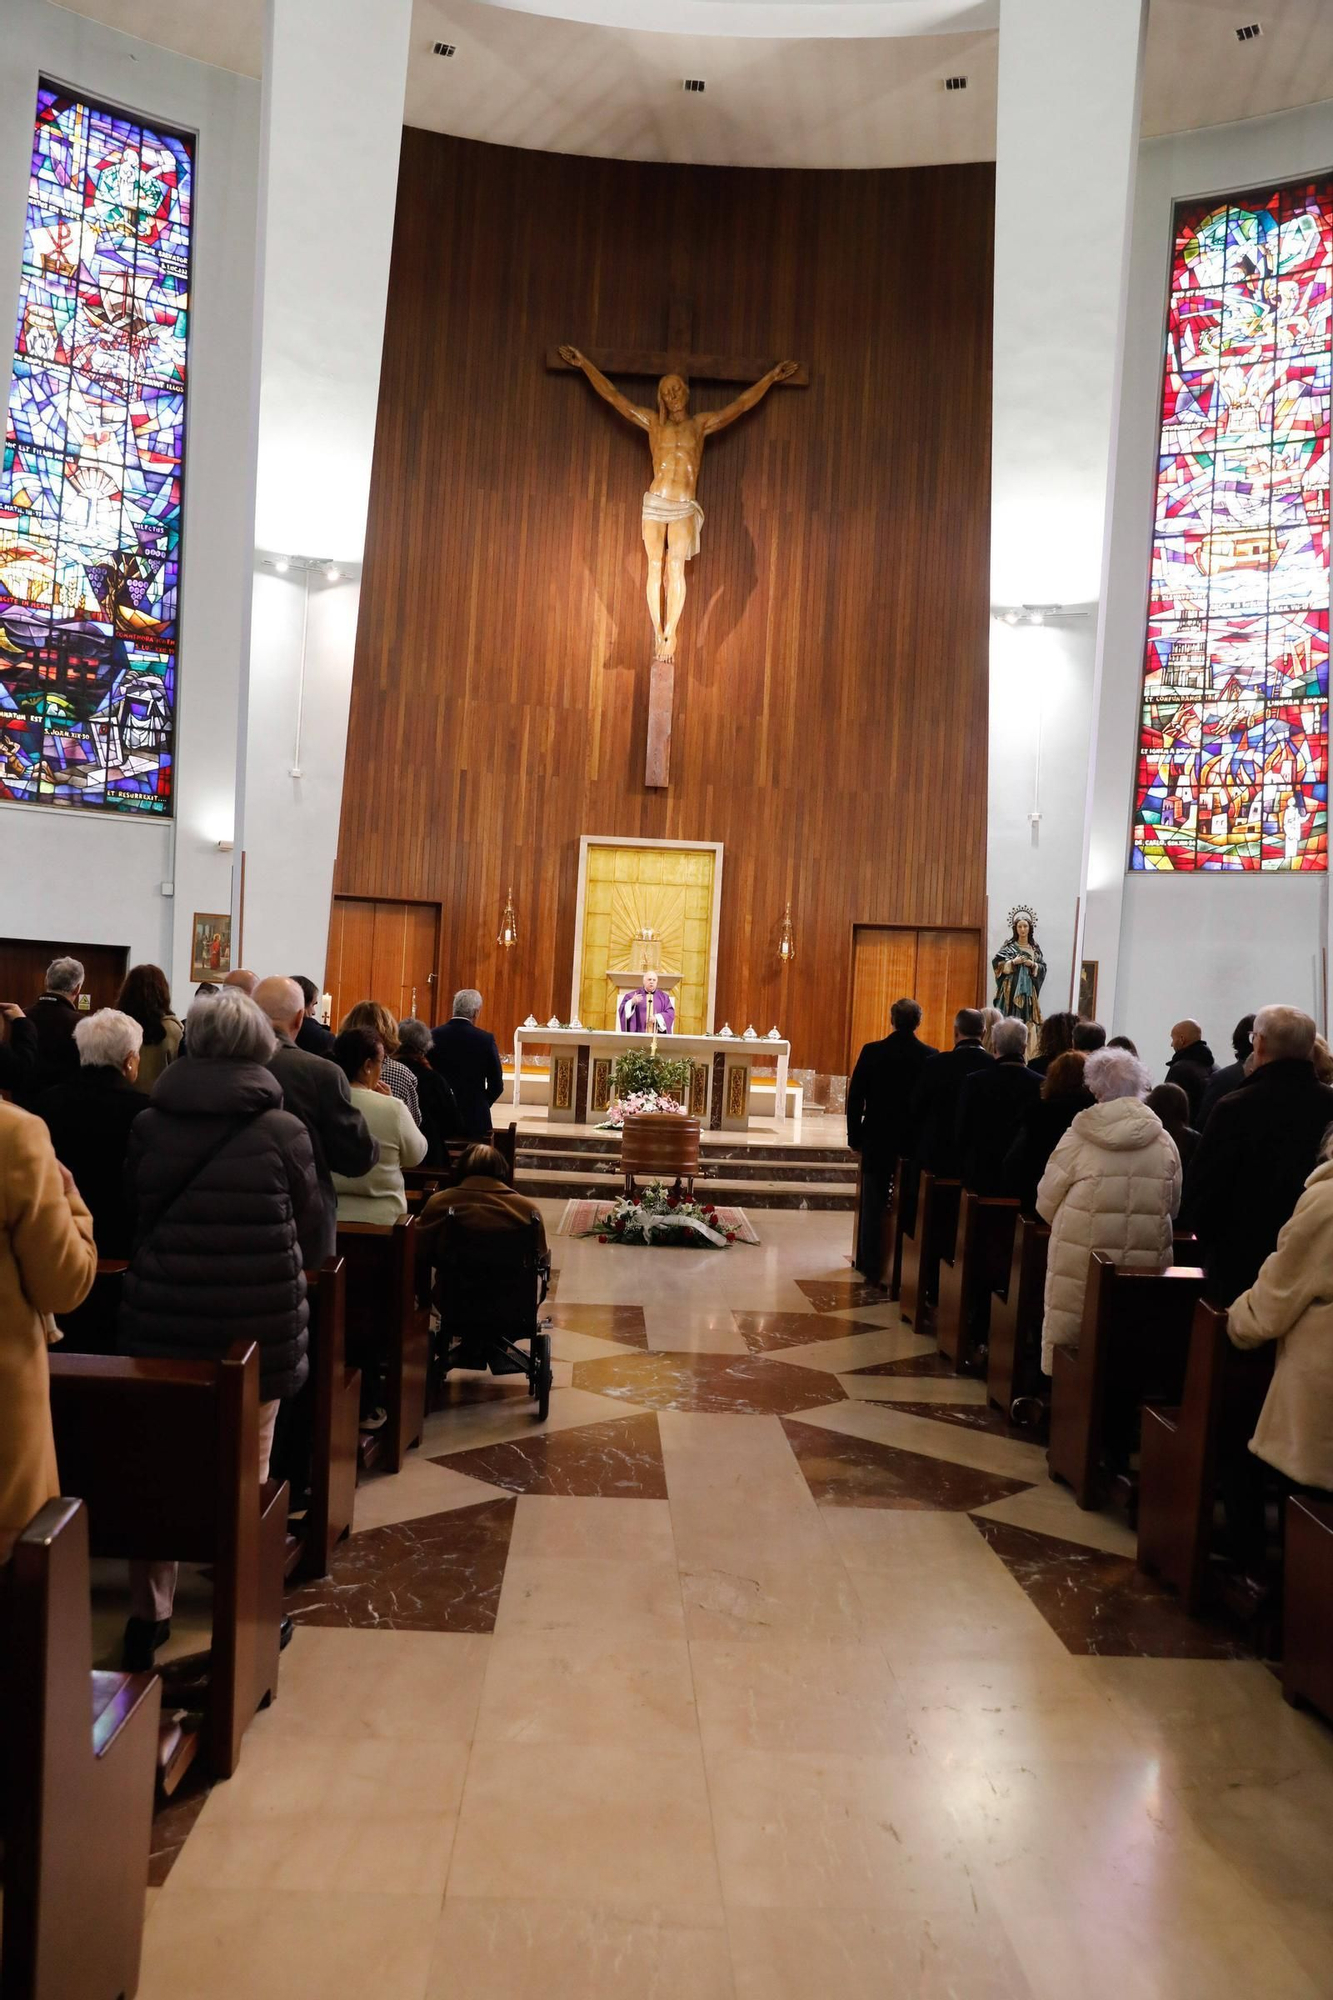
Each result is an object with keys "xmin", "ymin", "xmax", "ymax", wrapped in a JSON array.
[{"xmin": 532, "ymin": 1332, "xmax": 553, "ymax": 1422}]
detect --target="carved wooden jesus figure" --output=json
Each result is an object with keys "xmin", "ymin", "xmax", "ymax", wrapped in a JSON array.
[{"xmin": 558, "ymin": 346, "xmax": 798, "ymax": 661}]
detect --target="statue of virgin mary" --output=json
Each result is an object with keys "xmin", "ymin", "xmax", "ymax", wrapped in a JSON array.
[{"xmin": 992, "ymin": 905, "xmax": 1046, "ymax": 1037}]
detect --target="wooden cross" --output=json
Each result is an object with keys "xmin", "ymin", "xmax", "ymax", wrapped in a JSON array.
[{"xmin": 549, "ymin": 297, "xmax": 807, "ymax": 788}]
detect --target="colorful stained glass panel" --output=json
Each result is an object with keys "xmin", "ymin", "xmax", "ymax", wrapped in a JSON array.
[
  {"xmin": 1134, "ymin": 178, "xmax": 1333, "ymax": 872},
  {"xmin": 0, "ymin": 85, "xmax": 191, "ymax": 815}
]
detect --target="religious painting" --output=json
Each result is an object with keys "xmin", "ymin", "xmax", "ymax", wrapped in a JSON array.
[
  {"xmin": 189, "ymin": 912, "xmax": 230, "ymax": 983},
  {"xmin": 1078, "ymin": 958, "xmax": 1098, "ymax": 1021},
  {"xmin": 571, "ymin": 836, "xmax": 724, "ymax": 1036},
  {"xmin": 0, "ymin": 86, "xmax": 193, "ymax": 814},
  {"xmin": 1132, "ymin": 176, "xmax": 1331, "ymax": 872}
]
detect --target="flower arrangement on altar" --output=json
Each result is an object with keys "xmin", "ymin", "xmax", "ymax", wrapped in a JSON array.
[
  {"xmin": 586, "ymin": 1179, "xmax": 740, "ymax": 1248},
  {"xmin": 598, "ymin": 1048, "xmax": 695, "ymax": 1129}
]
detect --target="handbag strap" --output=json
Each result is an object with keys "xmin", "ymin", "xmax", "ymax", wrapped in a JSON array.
[{"xmin": 144, "ymin": 1111, "xmax": 264, "ymax": 1236}]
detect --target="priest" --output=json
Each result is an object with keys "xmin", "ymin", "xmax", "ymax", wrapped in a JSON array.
[{"xmin": 618, "ymin": 970, "xmax": 675, "ymax": 1035}]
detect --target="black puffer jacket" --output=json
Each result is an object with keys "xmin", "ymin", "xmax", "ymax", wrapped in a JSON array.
[{"xmin": 120, "ymin": 1058, "xmax": 322, "ymax": 1400}]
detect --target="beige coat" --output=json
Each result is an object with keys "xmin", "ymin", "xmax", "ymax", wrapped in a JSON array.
[
  {"xmin": 1229, "ymin": 1159, "xmax": 1333, "ymax": 1490},
  {"xmin": 0, "ymin": 1102, "xmax": 98, "ymax": 1548},
  {"xmin": 1036, "ymin": 1097, "xmax": 1181, "ymax": 1372},
  {"xmin": 332, "ymin": 1085, "xmax": 428, "ymax": 1224},
  {"xmin": 133, "ymin": 1012, "xmax": 183, "ymax": 1094}
]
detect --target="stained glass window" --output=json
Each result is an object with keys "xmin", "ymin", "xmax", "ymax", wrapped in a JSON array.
[
  {"xmin": 0, "ymin": 85, "xmax": 192, "ymax": 815},
  {"xmin": 1132, "ymin": 177, "xmax": 1331, "ymax": 871}
]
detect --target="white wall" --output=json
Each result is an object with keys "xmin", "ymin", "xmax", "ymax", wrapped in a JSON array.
[
  {"xmin": 0, "ymin": 0, "xmax": 260, "ymax": 1010},
  {"xmin": 1081, "ymin": 98, "xmax": 1333, "ymax": 1066},
  {"xmin": 235, "ymin": 0, "xmax": 411, "ymax": 987},
  {"xmin": 987, "ymin": 0, "xmax": 1146, "ymax": 1010}
]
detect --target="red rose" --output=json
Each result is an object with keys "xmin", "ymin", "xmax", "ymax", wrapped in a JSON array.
[
  {"xmin": 598, "ymin": 1234, "xmax": 608, "ymax": 1243},
  {"xmin": 725, "ymin": 1230, "xmax": 736, "ymax": 1243}
]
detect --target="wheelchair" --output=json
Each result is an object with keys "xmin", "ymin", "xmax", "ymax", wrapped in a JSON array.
[{"xmin": 430, "ymin": 1210, "xmax": 554, "ymax": 1421}]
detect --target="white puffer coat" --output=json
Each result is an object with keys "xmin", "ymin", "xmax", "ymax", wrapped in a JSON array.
[
  {"xmin": 1036, "ymin": 1098, "xmax": 1181, "ymax": 1372},
  {"xmin": 1229, "ymin": 1160, "xmax": 1333, "ymax": 1491}
]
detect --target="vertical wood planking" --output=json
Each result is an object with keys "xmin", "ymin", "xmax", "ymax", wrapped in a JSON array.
[{"xmin": 336, "ymin": 134, "xmax": 995, "ymax": 1073}]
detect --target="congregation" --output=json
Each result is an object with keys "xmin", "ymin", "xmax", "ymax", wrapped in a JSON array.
[
  {"xmin": 847, "ymin": 996, "xmax": 1333, "ymax": 1603},
  {"xmin": 0, "ymin": 957, "xmax": 547, "ymax": 1672}
]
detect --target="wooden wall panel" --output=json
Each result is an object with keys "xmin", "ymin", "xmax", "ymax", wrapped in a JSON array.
[
  {"xmin": 336, "ymin": 132, "xmax": 994, "ymax": 1074},
  {"xmin": 326, "ymin": 897, "xmax": 439, "ymax": 1029}
]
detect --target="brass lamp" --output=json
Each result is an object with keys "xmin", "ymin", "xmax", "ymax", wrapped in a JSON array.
[
  {"xmin": 777, "ymin": 903, "xmax": 795, "ymax": 964},
  {"xmin": 497, "ymin": 885, "xmax": 518, "ymax": 950}
]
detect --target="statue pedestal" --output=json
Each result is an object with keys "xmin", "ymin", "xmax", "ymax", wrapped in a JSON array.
[{"xmin": 646, "ymin": 656, "xmax": 673, "ymax": 788}]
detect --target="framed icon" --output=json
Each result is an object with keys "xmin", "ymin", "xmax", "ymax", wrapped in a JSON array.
[{"xmin": 189, "ymin": 912, "xmax": 232, "ymax": 984}]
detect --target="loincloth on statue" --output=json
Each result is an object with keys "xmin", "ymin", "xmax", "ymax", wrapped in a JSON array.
[{"xmin": 642, "ymin": 491, "xmax": 704, "ymax": 560}]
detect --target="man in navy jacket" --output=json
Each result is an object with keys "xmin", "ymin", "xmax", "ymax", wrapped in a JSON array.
[{"xmin": 430, "ymin": 988, "xmax": 504, "ymax": 1138}]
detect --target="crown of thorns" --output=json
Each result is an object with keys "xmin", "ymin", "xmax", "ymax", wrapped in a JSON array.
[{"xmin": 1006, "ymin": 905, "xmax": 1038, "ymax": 929}]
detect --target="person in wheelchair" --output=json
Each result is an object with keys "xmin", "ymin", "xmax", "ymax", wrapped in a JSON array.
[{"xmin": 417, "ymin": 1145, "xmax": 553, "ymax": 1405}]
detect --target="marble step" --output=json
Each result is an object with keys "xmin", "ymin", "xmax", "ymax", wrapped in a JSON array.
[
  {"xmin": 515, "ymin": 1166, "xmax": 855, "ymax": 1212},
  {"xmin": 519, "ymin": 1146, "xmax": 857, "ymax": 1186}
]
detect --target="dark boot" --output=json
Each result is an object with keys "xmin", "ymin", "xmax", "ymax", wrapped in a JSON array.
[{"xmin": 123, "ymin": 1616, "xmax": 171, "ymax": 1671}]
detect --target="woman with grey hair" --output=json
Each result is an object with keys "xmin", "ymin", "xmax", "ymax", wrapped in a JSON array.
[
  {"xmin": 38, "ymin": 1008, "xmax": 146, "ymax": 1262},
  {"xmin": 118, "ymin": 987, "xmax": 323, "ymax": 1670},
  {"xmin": 397, "ymin": 1017, "xmax": 465, "ymax": 1166},
  {"xmin": 1036, "ymin": 1045, "xmax": 1181, "ymax": 1373}
]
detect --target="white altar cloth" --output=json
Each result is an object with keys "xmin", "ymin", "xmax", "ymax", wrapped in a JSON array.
[{"xmin": 512, "ymin": 1027, "xmax": 791, "ymax": 1128}]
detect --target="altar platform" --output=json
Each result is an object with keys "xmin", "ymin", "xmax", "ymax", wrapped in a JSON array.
[
  {"xmin": 509, "ymin": 1105, "xmax": 856, "ymax": 1211},
  {"xmin": 512, "ymin": 1025, "xmax": 792, "ymax": 1129}
]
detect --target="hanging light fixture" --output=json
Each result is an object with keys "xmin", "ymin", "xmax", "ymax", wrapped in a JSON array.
[
  {"xmin": 777, "ymin": 902, "xmax": 796, "ymax": 964},
  {"xmin": 497, "ymin": 885, "xmax": 518, "ymax": 949}
]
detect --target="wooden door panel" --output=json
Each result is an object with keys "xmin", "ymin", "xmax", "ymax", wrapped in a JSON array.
[
  {"xmin": 326, "ymin": 899, "xmax": 439, "ymax": 1030},
  {"xmin": 915, "ymin": 928, "xmax": 981, "ymax": 1053},
  {"xmin": 849, "ymin": 927, "xmax": 918, "ymax": 1072},
  {"xmin": 0, "ymin": 937, "xmax": 129, "ymax": 1015}
]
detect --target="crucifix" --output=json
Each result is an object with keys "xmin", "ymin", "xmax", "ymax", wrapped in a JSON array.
[{"xmin": 550, "ymin": 297, "xmax": 806, "ymax": 788}]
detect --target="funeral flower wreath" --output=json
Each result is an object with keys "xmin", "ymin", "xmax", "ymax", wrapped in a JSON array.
[{"xmin": 585, "ymin": 1178, "xmax": 742, "ymax": 1248}]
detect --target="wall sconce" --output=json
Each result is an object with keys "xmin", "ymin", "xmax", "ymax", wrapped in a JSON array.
[
  {"xmin": 497, "ymin": 885, "xmax": 518, "ymax": 950},
  {"xmin": 777, "ymin": 903, "xmax": 796, "ymax": 965}
]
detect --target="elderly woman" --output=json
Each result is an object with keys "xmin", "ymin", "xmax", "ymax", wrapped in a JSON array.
[
  {"xmin": 38, "ymin": 1008, "xmax": 147, "ymax": 1262},
  {"xmin": 116, "ymin": 962, "xmax": 183, "ymax": 1093},
  {"xmin": 339, "ymin": 1001, "xmax": 421, "ymax": 1125},
  {"xmin": 330, "ymin": 1026, "xmax": 428, "ymax": 1223},
  {"xmin": 0, "ymin": 1101, "xmax": 97, "ymax": 1555},
  {"xmin": 119, "ymin": 988, "xmax": 323, "ymax": 1668},
  {"xmin": 397, "ymin": 1017, "xmax": 464, "ymax": 1166},
  {"xmin": 1036, "ymin": 1046, "xmax": 1181, "ymax": 1374}
]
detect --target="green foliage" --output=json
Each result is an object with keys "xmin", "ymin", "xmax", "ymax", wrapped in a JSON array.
[{"xmin": 612, "ymin": 1049, "xmax": 693, "ymax": 1100}]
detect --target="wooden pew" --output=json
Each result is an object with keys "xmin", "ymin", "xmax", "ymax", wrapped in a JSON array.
[
  {"xmin": 935, "ymin": 1193, "xmax": 1020, "ymax": 1373},
  {"xmin": 1137, "ymin": 1301, "xmax": 1274, "ymax": 1612},
  {"xmin": 404, "ymin": 1122, "xmax": 520, "ymax": 1212},
  {"xmin": 1283, "ymin": 1497, "xmax": 1333, "ymax": 1725},
  {"xmin": 282, "ymin": 1257, "xmax": 360, "ymax": 1582},
  {"xmin": 48, "ymin": 1341, "xmax": 287, "ymax": 1786},
  {"xmin": 1048, "ymin": 1255, "xmax": 1205, "ymax": 1510},
  {"xmin": 986, "ymin": 1214, "xmax": 1048, "ymax": 1418},
  {"xmin": 337, "ymin": 1212, "xmax": 429, "ymax": 1474},
  {"xmin": 2, "ymin": 1498, "xmax": 161, "ymax": 2000},
  {"xmin": 898, "ymin": 1173, "xmax": 960, "ymax": 1334}
]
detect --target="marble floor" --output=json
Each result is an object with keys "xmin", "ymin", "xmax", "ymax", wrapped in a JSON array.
[{"xmin": 136, "ymin": 1207, "xmax": 1333, "ymax": 1999}]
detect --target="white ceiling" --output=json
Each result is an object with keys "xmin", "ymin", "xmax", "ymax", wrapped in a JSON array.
[{"xmin": 48, "ymin": 0, "xmax": 1333, "ymax": 170}]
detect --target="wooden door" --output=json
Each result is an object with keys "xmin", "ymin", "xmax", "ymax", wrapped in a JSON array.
[
  {"xmin": 914, "ymin": 929, "xmax": 983, "ymax": 1053},
  {"xmin": 325, "ymin": 899, "xmax": 440, "ymax": 1030},
  {"xmin": 0, "ymin": 937, "xmax": 129, "ymax": 1015},
  {"xmin": 849, "ymin": 926, "xmax": 981, "ymax": 1069}
]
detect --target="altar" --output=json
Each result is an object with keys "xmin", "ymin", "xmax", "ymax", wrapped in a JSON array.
[{"xmin": 512, "ymin": 1026, "xmax": 792, "ymax": 1129}]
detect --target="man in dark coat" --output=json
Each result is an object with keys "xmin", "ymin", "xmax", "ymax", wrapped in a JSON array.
[
  {"xmin": 255, "ymin": 978, "xmax": 377, "ymax": 1264},
  {"xmin": 26, "ymin": 955, "xmax": 85, "ymax": 1097},
  {"xmin": 846, "ymin": 997, "xmax": 937, "ymax": 1279},
  {"xmin": 1184, "ymin": 1005, "xmax": 1333, "ymax": 1306},
  {"xmin": 291, "ymin": 974, "xmax": 337, "ymax": 1057},
  {"xmin": 0, "ymin": 1002, "xmax": 38, "ymax": 1098},
  {"xmin": 1165, "ymin": 1018, "xmax": 1216, "ymax": 1121},
  {"xmin": 1196, "ymin": 1013, "xmax": 1255, "ymax": 1130},
  {"xmin": 430, "ymin": 988, "xmax": 504, "ymax": 1138},
  {"xmin": 910, "ymin": 1008, "xmax": 994, "ymax": 1179},
  {"xmin": 956, "ymin": 1016, "xmax": 1041, "ymax": 1194}
]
